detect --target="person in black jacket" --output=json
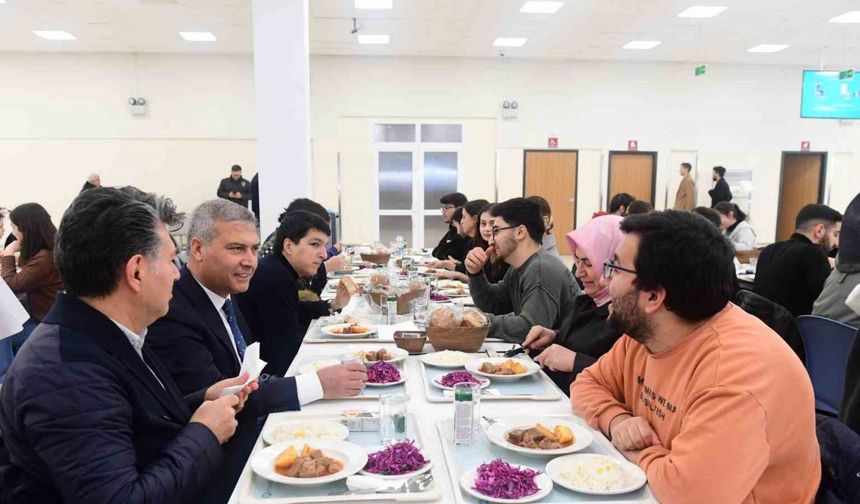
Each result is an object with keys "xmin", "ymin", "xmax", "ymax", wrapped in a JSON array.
[
  {"xmin": 249, "ymin": 173, "xmax": 259, "ymax": 221},
  {"xmin": 431, "ymin": 192, "xmax": 469, "ymax": 262},
  {"xmin": 0, "ymin": 187, "xmax": 255, "ymax": 504},
  {"xmin": 216, "ymin": 164, "xmax": 251, "ymax": 208},
  {"xmin": 755, "ymin": 204, "xmax": 842, "ymax": 316},
  {"xmin": 708, "ymin": 165, "xmax": 732, "ymax": 207},
  {"xmin": 237, "ymin": 210, "xmax": 353, "ymax": 377}
]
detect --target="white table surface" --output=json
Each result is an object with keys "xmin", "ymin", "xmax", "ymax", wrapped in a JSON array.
[{"xmin": 229, "ymin": 322, "xmax": 658, "ymax": 504}]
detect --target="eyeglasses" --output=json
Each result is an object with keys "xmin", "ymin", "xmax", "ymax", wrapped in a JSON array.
[
  {"xmin": 491, "ymin": 225, "xmax": 518, "ymax": 237},
  {"xmin": 441, "ymin": 205, "xmax": 457, "ymax": 211},
  {"xmin": 603, "ymin": 259, "xmax": 637, "ymax": 279}
]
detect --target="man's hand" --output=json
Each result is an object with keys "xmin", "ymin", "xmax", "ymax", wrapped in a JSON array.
[
  {"xmin": 523, "ymin": 325, "xmax": 556, "ymax": 350},
  {"xmin": 318, "ymin": 363, "xmax": 367, "ymax": 398},
  {"xmin": 190, "ymin": 395, "xmax": 240, "ymax": 444},
  {"xmin": 534, "ymin": 344, "xmax": 575, "ymax": 373},
  {"xmin": 204, "ymin": 372, "xmax": 259, "ymax": 412},
  {"xmin": 330, "ymin": 281, "xmax": 353, "ymax": 311},
  {"xmin": 464, "ymin": 247, "xmax": 490, "ymax": 275},
  {"xmin": 609, "ymin": 414, "xmax": 662, "ymax": 452}
]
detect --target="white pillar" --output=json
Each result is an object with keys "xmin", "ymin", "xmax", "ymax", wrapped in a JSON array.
[{"xmin": 252, "ymin": 0, "xmax": 312, "ymax": 236}]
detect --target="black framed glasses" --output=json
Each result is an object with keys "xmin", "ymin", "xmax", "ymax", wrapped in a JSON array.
[
  {"xmin": 491, "ymin": 225, "xmax": 517, "ymax": 237},
  {"xmin": 603, "ymin": 259, "xmax": 637, "ymax": 279},
  {"xmin": 441, "ymin": 205, "xmax": 457, "ymax": 211}
]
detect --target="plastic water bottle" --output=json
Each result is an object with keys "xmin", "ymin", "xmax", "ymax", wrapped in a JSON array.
[
  {"xmin": 386, "ymin": 294, "xmax": 397, "ymax": 325},
  {"xmin": 453, "ymin": 382, "xmax": 479, "ymax": 446}
]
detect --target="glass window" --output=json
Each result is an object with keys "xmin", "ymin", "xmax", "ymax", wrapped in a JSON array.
[
  {"xmin": 380, "ymin": 215, "xmax": 413, "ymax": 247},
  {"xmin": 374, "ymin": 124, "xmax": 416, "ymax": 143},
  {"xmin": 423, "ymin": 152, "xmax": 458, "ymax": 210},
  {"xmin": 378, "ymin": 152, "xmax": 413, "ymax": 210},
  {"xmin": 420, "ymin": 124, "xmax": 462, "ymax": 143},
  {"xmin": 424, "ymin": 215, "xmax": 450, "ymax": 250}
]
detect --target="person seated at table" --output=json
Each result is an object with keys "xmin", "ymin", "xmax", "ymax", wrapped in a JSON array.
[
  {"xmin": 237, "ymin": 210, "xmax": 353, "ymax": 377},
  {"xmin": 477, "ymin": 204, "xmax": 510, "ymax": 283},
  {"xmin": 0, "ymin": 187, "xmax": 256, "ymax": 504},
  {"xmin": 691, "ymin": 205, "xmax": 721, "ymax": 227},
  {"xmin": 431, "ymin": 192, "xmax": 469, "ymax": 262},
  {"xmin": 571, "ymin": 210, "xmax": 820, "ymax": 504},
  {"xmin": 436, "ymin": 199, "xmax": 490, "ymax": 280},
  {"xmin": 521, "ymin": 215, "xmax": 625, "ymax": 391},
  {"xmin": 814, "ymin": 193, "xmax": 860, "ymax": 328},
  {"xmin": 714, "ymin": 202, "xmax": 757, "ymax": 251},
  {"xmin": 592, "ymin": 192, "xmax": 634, "ymax": 219},
  {"xmin": 526, "ymin": 195, "xmax": 562, "ymax": 258},
  {"xmin": 0, "ymin": 202, "xmax": 64, "ymax": 354},
  {"xmin": 464, "ymin": 198, "xmax": 581, "ymax": 343},
  {"xmin": 625, "ymin": 200, "xmax": 653, "ymax": 215},
  {"xmin": 755, "ymin": 203, "xmax": 842, "ymax": 316}
]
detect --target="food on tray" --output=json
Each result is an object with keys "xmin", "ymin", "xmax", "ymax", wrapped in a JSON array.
[
  {"xmin": 274, "ymin": 444, "xmax": 344, "ymax": 478},
  {"xmin": 472, "ymin": 459, "xmax": 541, "ymax": 500},
  {"xmin": 424, "ymin": 350, "xmax": 474, "ymax": 366},
  {"xmin": 329, "ymin": 323, "xmax": 371, "ymax": 335},
  {"xmin": 366, "ymin": 361, "xmax": 402, "ymax": 384},
  {"xmin": 555, "ymin": 456, "xmax": 626, "ymax": 492},
  {"xmin": 268, "ymin": 422, "xmax": 347, "ymax": 443},
  {"xmin": 440, "ymin": 287, "xmax": 468, "ymax": 296},
  {"xmin": 370, "ymin": 273, "xmax": 390, "ymax": 287},
  {"xmin": 339, "ymin": 275, "xmax": 358, "ymax": 295},
  {"xmin": 364, "ymin": 440, "xmax": 429, "ymax": 476},
  {"xmin": 460, "ymin": 308, "xmax": 488, "ymax": 328},
  {"xmin": 479, "ymin": 359, "xmax": 527, "ymax": 375},
  {"xmin": 439, "ymin": 371, "xmax": 482, "ymax": 388},
  {"xmin": 505, "ymin": 423, "xmax": 575, "ymax": 450},
  {"xmin": 427, "ymin": 306, "xmax": 458, "ymax": 328},
  {"xmin": 362, "ymin": 348, "xmax": 392, "ymax": 362}
]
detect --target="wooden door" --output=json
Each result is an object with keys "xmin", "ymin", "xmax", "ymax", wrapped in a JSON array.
[
  {"xmin": 776, "ymin": 152, "xmax": 826, "ymax": 241},
  {"xmin": 608, "ymin": 152, "xmax": 657, "ymax": 205},
  {"xmin": 524, "ymin": 150, "xmax": 577, "ymax": 255}
]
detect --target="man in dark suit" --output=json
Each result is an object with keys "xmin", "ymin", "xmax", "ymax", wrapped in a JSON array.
[
  {"xmin": 0, "ymin": 188, "xmax": 255, "ymax": 504},
  {"xmin": 431, "ymin": 192, "xmax": 470, "ymax": 262},
  {"xmin": 708, "ymin": 165, "xmax": 733, "ymax": 207},
  {"xmin": 216, "ymin": 164, "xmax": 251, "ymax": 208}
]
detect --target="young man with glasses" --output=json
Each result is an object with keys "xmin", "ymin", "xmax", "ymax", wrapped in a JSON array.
[
  {"xmin": 431, "ymin": 192, "xmax": 469, "ymax": 262},
  {"xmin": 572, "ymin": 211, "xmax": 819, "ymax": 504},
  {"xmin": 464, "ymin": 197, "xmax": 581, "ymax": 343}
]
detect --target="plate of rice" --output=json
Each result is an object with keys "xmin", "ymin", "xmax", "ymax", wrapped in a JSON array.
[
  {"xmin": 545, "ymin": 454, "xmax": 646, "ymax": 495},
  {"xmin": 262, "ymin": 420, "xmax": 350, "ymax": 445}
]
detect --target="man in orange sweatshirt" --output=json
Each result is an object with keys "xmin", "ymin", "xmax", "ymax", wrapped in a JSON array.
[{"xmin": 572, "ymin": 210, "xmax": 820, "ymax": 504}]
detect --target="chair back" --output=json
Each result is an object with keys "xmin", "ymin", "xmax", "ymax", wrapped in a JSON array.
[{"xmin": 797, "ymin": 315, "xmax": 858, "ymax": 415}]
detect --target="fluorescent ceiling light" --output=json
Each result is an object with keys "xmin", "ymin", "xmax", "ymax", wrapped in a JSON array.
[
  {"xmin": 623, "ymin": 40, "xmax": 661, "ymax": 50},
  {"xmin": 677, "ymin": 6, "xmax": 727, "ymax": 18},
  {"xmin": 180, "ymin": 31, "xmax": 217, "ymax": 42},
  {"xmin": 358, "ymin": 34, "xmax": 390, "ymax": 44},
  {"xmin": 355, "ymin": 0, "xmax": 393, "ymax": 9},
  {"xmin": 748, "ymin": 44, "xmax": 789, "ymax": 53},
  {"xmin": 33, "ymin": 30, "xmax": 76, "ymax": 41},
  {"xmin": 493, "ymin": 37, "xmax": 528, "ymax": 47},
  {"xmin": 520, "ymin": 1, "xmax": 564, "ymax": 14},
  {"xmin": 829, "ymin": 11, "xmax": 860, "ymax": 23}
]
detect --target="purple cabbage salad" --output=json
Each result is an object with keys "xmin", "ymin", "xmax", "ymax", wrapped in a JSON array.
[
  {"xmin": 364, "ymin": 440, "xmax": 429, "ymax": 475},
  {"xmin": 472, "ymin": 459, "xmax": 541, "ymax": 499},
  {"xmin": 439, "ymin": 371, "xmax": 481, "ymax": 388},
  {"xmin": 367, "ymin": 361, "xmax": 401, "ymax": 384},
  {"xmin": 429, "ymin": 292, "xmax": 450, "ymax": 302}
]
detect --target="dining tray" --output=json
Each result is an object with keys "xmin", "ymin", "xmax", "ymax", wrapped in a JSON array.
[
  {"xmin": 435, "ymin": 415, "xmax": 657, "ymax": 504},
  {"xmin": 287, "ymin": 354, "xmax": 412, "ymax": 400},
  {"xmin": 237, "ymin": 412, "xmax": 443, "ymax": 503},
  {"xmin": 418, "ymin": 361, "xmax": 562, "ymax": 402},
  {"xmin": 303, "ymin": 319, "xmax": 503, "ymax": 344}
]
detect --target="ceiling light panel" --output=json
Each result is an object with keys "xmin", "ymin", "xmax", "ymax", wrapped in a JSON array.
[
  {"xmin": 180, "ymin": 31, "xmax": 217, "ymax": 42},
  {"xmin": 358, "ymin": 34, "xmax": 390, "ymax": 44},
  {"xmin": 747, "ymin": 44, "xmax": 789, "ymax": 53},
  {"xmin": 355, "ymin": 0, "xmax": 393, "ymax": 9},
  {"xmin": 623, "ymin": 40, "xmax": 661, "ymax": 50},
  {"xmin": 520, "ymin": 1, "xmax": 564, "ymax": 14},
  {"xmin": 33, "ymin": 30, "xmax": 76, "ymax": 41},
  {"xmin": 493, "ymin": 37, "xmax": 528, "ymax": 47},
  {"xmin": 829, "ymin": 11, "xmax": 860, "ymax": 23},
  {"xmin": 677, "ymin": 6, "xmax": 727, "ymax": 18}
]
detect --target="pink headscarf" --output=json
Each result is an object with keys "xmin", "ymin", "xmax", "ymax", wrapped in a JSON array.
[{"xmin": 566, "ymin": 214, "xmax": 625, "ymax": 307}]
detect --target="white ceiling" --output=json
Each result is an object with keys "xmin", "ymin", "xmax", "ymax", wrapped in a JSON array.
[{"xmin": 1, "ymin": 0, "xmax": 860, "ymax": 67}]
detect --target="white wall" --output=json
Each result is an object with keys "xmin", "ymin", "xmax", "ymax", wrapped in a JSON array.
[{"xmin": 2, "ymin": 51, "xmax": 859, "ymax": 246}]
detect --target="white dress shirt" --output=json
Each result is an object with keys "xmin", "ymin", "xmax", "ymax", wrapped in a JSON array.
[
  {"xmin": 192, "ymin": 275, "xmax": 324, "ymax": 405},
  {"xmin": 110, "ymin": 319, "xmax": 166, "ymax": 390}
]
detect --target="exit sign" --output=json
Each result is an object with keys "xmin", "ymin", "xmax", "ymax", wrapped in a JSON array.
[
  {"xmin": 695, "ymin": 64, "xmax": 707, "ymax": 76},
  {"xmin": 840, "ymin": 69, "xmax": 854, "ymax": 80}
]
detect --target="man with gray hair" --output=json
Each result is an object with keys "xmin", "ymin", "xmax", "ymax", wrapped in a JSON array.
[{"xmin": 80, "ymin": 172, "xmax": 101, "ymax": 193}]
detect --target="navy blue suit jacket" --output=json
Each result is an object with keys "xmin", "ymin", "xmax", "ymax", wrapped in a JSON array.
[{"xmin": 0, "ymin": 293, "xmax": 222, "ymax": 504}]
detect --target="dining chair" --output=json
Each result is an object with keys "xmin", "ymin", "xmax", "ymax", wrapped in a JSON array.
[{"xmin": 797, "ymin": 315, "xmax": 858, "ymax": 415}]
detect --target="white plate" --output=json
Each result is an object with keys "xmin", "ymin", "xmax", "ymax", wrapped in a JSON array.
[
  {"xmin": 366, "ymin": 376, "xmax": 406, "ymax": 387},
  {"xmin": 250, "ymin": 440, "xmax": 368, "ymax": 487},
  {"xmin": 321, "ymin": 323, "xmax": 376, "ymax": 339},
  {"xmin": 327, "ymin": 266, "xmax": 359, "ymax": 278},
  {"xmin": 465, "ymin": 358, "xmax": 541, "ymax": 382},
  {"xmin": 460, "ymin": 464, "xmax": 553, "ymax": 503},
  {"xmin": 297, "ymin": 359, "xmax": 341, "ymax": 375},
  {"xmin": 359, "ymin": 445, "xmax": 433, "ymax": 480},
  {"xmin": 262, "ymin": 420, "xmax": 350, "ymax": 445},
  {"xmin": 438, "ymin": 289, "xmax": 470, "ymax": 298},
  {"xmin": 419, "ymin": 351, "xmax": 475, "ymax": 368},
  {"xmin": 545, "ymin": 454, "xmax": 647, "ymax": 495},
  {"xmin": 431, "ymin": 372, "xmax": 491, "ymax": 391},
  {"xmin": 437, "ymin": 280, "xmax": 466, "ymax": 289},
  {"xmin": 353, "ymin": 347, "xmax": 408, "ymax": 365},
  {"xmin": 484, "ymin": 419, "xmax": 593, "ymax": 458}
]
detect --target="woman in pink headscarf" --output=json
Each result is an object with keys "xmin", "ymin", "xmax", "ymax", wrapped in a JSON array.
[{"xmin": 523, "ymin": 214, "xmax": 625, "ymax": 388}]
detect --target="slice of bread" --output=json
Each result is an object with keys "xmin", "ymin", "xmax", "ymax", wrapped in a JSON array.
[{"xmin": 339, "ymin": 275, "xmax": 358, "ymax": 295}]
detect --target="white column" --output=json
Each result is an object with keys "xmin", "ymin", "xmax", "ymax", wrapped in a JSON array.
[{"xmin": 252, "ymin": 0, "xmax": 312, "ymax": 236}]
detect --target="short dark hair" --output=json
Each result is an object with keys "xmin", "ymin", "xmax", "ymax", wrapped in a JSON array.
[
  {"xmin": 55, "ymin": 187, "xmax": 167, "ymax": 298},
  {"xmin": 452, "ymin": 207, "xmax": 464, "ymax": 223},
  {"xmin": 796, "ymin": 204, "xmax": 842, "ymax": 231},
  {"xmin": 620, "ymin": 210, "xmax": 736, "ymax": 322},
  {"xmin": 117, "ymin": 186, "xmax": 185, "ymax": 231},
  {"xmin": 285, "ymin": 198, "xmax": 330, "ymax": 222},
  {"xmin": 9, "ymin": 203, "xmax": 56, "ymax": 262},
  {"xmin": 692, "ymin": 206, "xmax": 721, "ymax": 227},
  {"xmin": 609, "ymin": 193, "xmax": 635, "ymax": 214},
  {"xmin": 681, "ymin": 162, "xmax": 692, "ymax": 172},
  {"xmin": 490, "ymin": 197, "xmax": 545, "ymax": 243},
  {"xmin": 273, "ymin": 210, "xmax": 331, "ymax": 255},
  {"xmin": 713, "ymin": 166, "xmax": 726, "ymax": 178},
  {"xmin": 440, "ymin": 192, "xmax": 468, "ymax": 207},
  {"xmin": 625, "ymin": 200, "xmax": 653, "ymax": 215},
  {"xmin": 462, "ymin": 199, "xmax": 490, "ymax": 219},
  {"xmin": 714, "ymin": 202, "xmax": 747, "ymax": 222},
  {"xmin": 231, "ymin": 165, "xmax": 242, "ymax": 172}
]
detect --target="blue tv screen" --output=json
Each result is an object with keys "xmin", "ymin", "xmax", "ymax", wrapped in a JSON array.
[{"xmin": 801, "ymin": 70, "xmax": 860, "ymax": 119}]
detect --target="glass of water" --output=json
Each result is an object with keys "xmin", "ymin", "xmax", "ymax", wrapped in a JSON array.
[
  {"xmin": 379, "ymin": 393, "xmax": 408, "ymax": 445},
  {"xmin": 410, "ymin": 298, "xmax": 430, "ymax": 330}
]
